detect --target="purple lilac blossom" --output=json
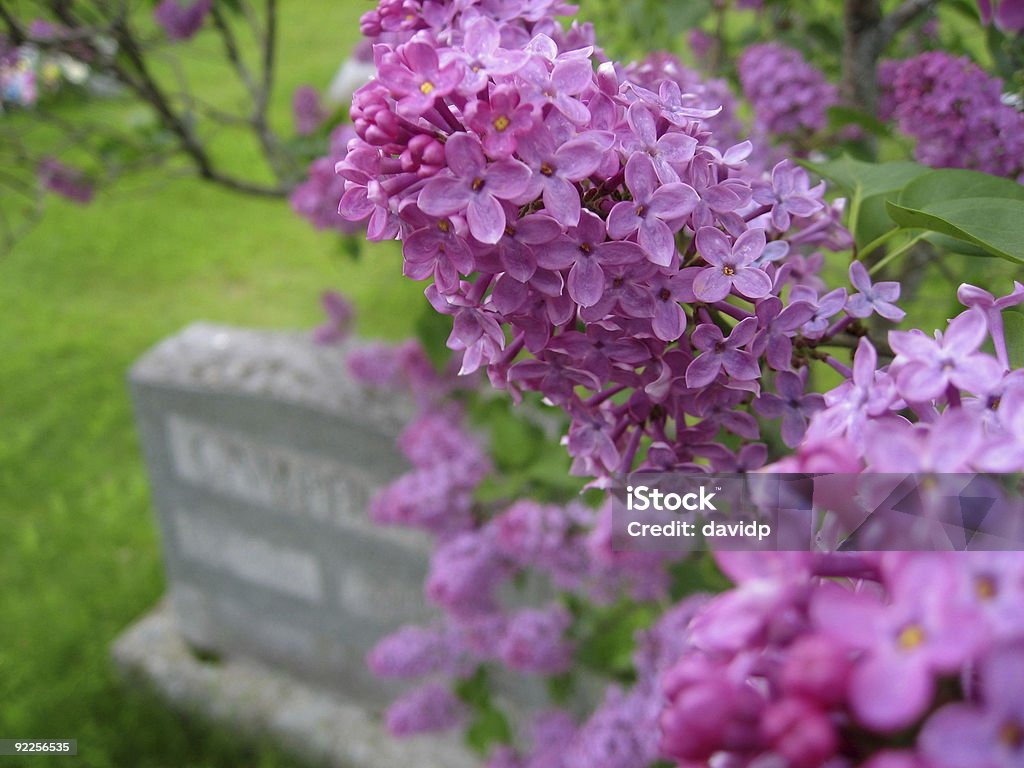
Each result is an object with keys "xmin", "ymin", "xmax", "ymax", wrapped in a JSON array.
[
  {"xmin": 37, "ymin": 157, "xmax": 94, "ymax": 204},
  {"xmin": 847, "ymin": 261, "xmax": 906, "ymax": 322},
  {"xmin": 153, "ymin": 0, "xmax": 212, "ymax": 41},
  {"xmin": 978, "ymin": 0, "xmax": 1024, "ymax": 32},
  {"xmin": 333, "ymin": 5, "xmax": 1024, "ymax": 768},
  {"xmin": 384, "ymin": 682, "xmax": 466, "ymax": 736},
  {"xmin": 337, "ymin": 0, "xmax": 844, "ymax": 485},
  {"xmin": 311, "ymin": 290, "xmax": 354, "ymax": 344},
  {"xmin": 290, "ymin": 125, "xmax": 366, "ymax": 234},
  {"xmin": 879, "ymin": 52, "xmax": 1024, "ymax": 180},
  {"xmin": 737, "ymin": 43, "xmax": 838, "ymax": 138},
  {"xmin": 292, "ymin": 86, "xmax": 326, "ymax": 136}
]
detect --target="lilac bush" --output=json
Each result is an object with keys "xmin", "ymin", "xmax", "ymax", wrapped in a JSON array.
[
  {"xmin": 737, "ymin": 43, "xmax": 838, "ymax": 141},
  {"xmin": 335, "ymin": 0, "xmax": 860, "ymax": 487},
  {"xmin": 978, "ymin": 0, "xmax": 1024, "ymax": 33},
  {"xmin": 37, "ymin": 157, "xmax": 94, "ymax": 204},
  {"xmin": 879, "ymin": 52, "xmax": 1024, "ymax": 181},
  {"xmin": 153, "ymin": 0, "xmax": 212, "ymax": 42},
  {"xmin": 310, "ymin": 0, "xmax": 1024, "ymax": 765}
]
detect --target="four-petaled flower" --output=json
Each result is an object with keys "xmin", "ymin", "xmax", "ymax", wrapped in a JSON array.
[
  {"xmin": 686, "ymin": 317, "xmax": 761, "ymax": 388},
  {"xmin": 847, "ymin": 261, "xmax": 905, "ymax": 322},
  {"xmin": 419, "ymin": 133, "xmax": 531, "ymax": 244},
  {"xmin": 753, "ymin": 369, "xmax": 825, "ymax": 447},
  {"xmin": 622, "ymin": 102, "xmax": 698, "ymax": 183},
  {"xmin": 752, "ymin": 160, "xmax": 825, "ymax": 231},
  {"xmin": 957, "ymin": 281, "xmax": 1024, "ymax": 370},
  {"xmin": 537, "ymin": 210, "xmax": 645, "ymax": 308},
  {"xmin": 813, "ymin": 557, "xmax": 984, "ymax": 731},
  {"xmin": 514, "ymin": 126, "xmax": 611, "ymax": 226},
  {"xmin": 693, "ymin": 227, "xmax": 773, "ymax": 302},
  {"xmin": 607, "ymin": 154, "xmax": 699, "ymax": 267},
  {"xmin": 465, "ymin": 86, "xmax": 536, "ymax": 158},
  {"xmin": 889, "ymin": 308, "xmax": 1003, "ymax": 401},
  {"xmin": 378, "ymin": 41, "xmax": 463, "ymax": 118},
  {"xmin": 920, "ymin": 643, "xmax": 1024, "ymax": 768}
]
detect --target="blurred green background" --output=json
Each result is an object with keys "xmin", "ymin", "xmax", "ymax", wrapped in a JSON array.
[{"xmin": 0, "ymin": 2, "xmax": 423, "ymax": 766}]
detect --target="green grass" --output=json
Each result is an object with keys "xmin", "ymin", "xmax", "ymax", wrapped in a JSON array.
[{"xmin": 0, "ymin": 3, "xmax": 424, "ymax": 767}]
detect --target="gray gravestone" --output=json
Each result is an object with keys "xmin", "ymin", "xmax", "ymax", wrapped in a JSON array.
[{"xmin": 128, "ymin": 323, "xmax": 429, "ymax": 706}]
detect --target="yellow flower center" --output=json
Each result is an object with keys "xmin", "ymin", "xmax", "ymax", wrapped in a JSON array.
[
  {"xmin": 976, "ymin": 575, "xmax": 998, "ymax": 601},
  {"xmin": 897, "ymin": 624, "xmax": 926, "ymax": 650},
  {"xmin": 420, "ymin": 81, "xmax": 435, "ymax": 95},
  {"xmin": 722, "ymin": 266, "xmax": 736, "ymax": 276},
  {"xmin": 493, "ymin": 115, "xmax": 511, "ymax": 132},
  {"xmin": 438, "ymin": 219, "xmax": 450, "ymax": 233},
  {"xmin": 999, "ymin": 720, "xmax": 1024, "ymax": 750}
]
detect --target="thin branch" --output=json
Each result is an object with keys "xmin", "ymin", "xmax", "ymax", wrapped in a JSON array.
[
  {"xmin": 0, "ymin": 4, "xmax": 28, "ymax": 44},
  {"xmin": 882, "ymin": 0, "xmax": 940, "ymax": 43},
  {"xmin": 842, "ymin": 0, "xmax": 884, "ymax": 114},
  {"xmin": 261, "ymin": 0, "xmax": 276, "ymax": 100},
  {"xmin": 17, "ymin": 1, "xmax": 290, "ymax": 199},
  {"xmin": 208, "ymin": 0, "xmax": 292, "ymax": 183},
  {"xmin": 209, "ymin": 4, "xmax": 259, "ymax": 96}
]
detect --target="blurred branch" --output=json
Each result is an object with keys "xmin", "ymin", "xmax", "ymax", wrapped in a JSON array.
[
  {"xmin": 883, "ymin": 0, "xmax": 940, "ymax": 41},
  {"xmin": 842, "ymin": 0, "xmax": 883, "ymax": 114},
  {"xmin": 208, "ymin": 1, "xmax": 293, "ymax": 183},
  {"xmin": 19, "ymin": 1, "xmax": 292, "ymax": 197},
  {"xmin": 842, "ymin": 0, "xmax": 939, "ymax": 118},
  {"xmin": 0, "ymin": 4, "xmax": 29, "ymax": 44}
]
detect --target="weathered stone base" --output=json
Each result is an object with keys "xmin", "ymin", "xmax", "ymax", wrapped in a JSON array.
[{"xmin": 111, "ymin": 603, "xmax": 478, "ymax": 768}]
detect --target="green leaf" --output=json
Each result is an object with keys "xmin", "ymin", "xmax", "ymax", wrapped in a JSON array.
[
  {"xmin": 465, "ymin": 706, "xmax": 513, "ymax": 754},
  {"xmin": 826, "ymin": 106, "xmax": 891, "ymax": 138},
  {"xmin": 855, "ymin": 193, "xmax": 899, "ymax": 248},
  {"xmin": 886, "ymin": 197, "xmax": 1024, "ymax": 265},
  {"xmin": 454, "ymin": 667, "xmax": 492, "ymax": 709},
  {"xmin": 668, "ymin": 553, "xmax": 730, "ymax": 600},
  {"xmin": 922, "ymin": 233, "xmax": 992, "ymax": 259},
  {"xmin": 575, "ymin": 602, "xmax": 657, "ymax": 679},
  {"xmin": 897, "ymin": 169, "xmax": 1024, "ymax": 210},
  {"xmin": 798, "ymin": 155, "xmax": 929, "ymax": 199},
  {"xmin": 545, "ymin": 673, "xmax": 576, "ymax": 705}
]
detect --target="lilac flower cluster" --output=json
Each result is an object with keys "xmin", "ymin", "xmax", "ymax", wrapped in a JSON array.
[
  {"xmin": 355, "ymin": 339, "xmax": 679, "ymax": 737},
  {"xmin": 654, "ymin": 286, "xmax": 1024, "ymax": 764},
  {"xmin": 488, "ymin": 594, "xmax": 711, "ymax": 768},
  {"xmin": 879, "ymin": 52, "xmax": 1024, "ymax": 181},
  {"xmin": 737, "ymin": 43, "xmax": 838, "ymax": 139},
  {"xmin": 37, "ymin": 157, "xmax": 94, "ymax": 204},
  {"xmin": 153, "ymin": 0, "xmax": 212, "ymax": 42},
  {"xmin": 292, "ymin": 85, "xmax": 327, "ymax": 136},
  {"xmin": 290, "ymin": 125, "xmax": 367, "ymax": 234},
  {"xmin": 978, "ymin": 0, "xmax": 1024, "ymax": 33},
  {"xmin": 780, "ymin": 281, "xmax": 1024, "ymax": 476},
  {"xmin": 338, "ymin": 0, "xmax": 858, "ymax": 487},
  {"xmin": 658, "ymin": 547, "xmax": 1024, "ymax": 768},
  {"xmin": 330, "ymin": 3, "xmax": 1024, "ymax": 766}
]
